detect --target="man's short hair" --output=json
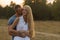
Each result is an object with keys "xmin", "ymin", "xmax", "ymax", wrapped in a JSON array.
[{"xmin": 14, "ymin": 5, "xmax": 21, "ymax": 11}]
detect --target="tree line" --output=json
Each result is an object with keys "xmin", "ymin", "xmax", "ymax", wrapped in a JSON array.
[{"xmin": 0, "ymin": 0, "xmax": 60, "ymax": 21}]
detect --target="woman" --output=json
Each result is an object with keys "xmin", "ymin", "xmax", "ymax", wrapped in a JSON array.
[
  {"xmin": 10, "ymin": 5, "xmax": 35, "ymax": 40},
  {"xmin": 23, "ymin": 5, "xmax": 35, "ymax": 38}
]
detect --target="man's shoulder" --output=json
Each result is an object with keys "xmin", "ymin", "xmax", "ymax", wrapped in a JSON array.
[
  {"xmin": 9, "ymin": 15, "xmax": 16, "ymax": 21},
  {"xmin": 8, "ymin": 15, "xmax": 16, "ymax": 25}
]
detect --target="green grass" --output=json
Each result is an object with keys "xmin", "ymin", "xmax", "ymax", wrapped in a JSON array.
[{"xmin": 0, "ymin": 19, "xmax": 60, "ymax": 40}]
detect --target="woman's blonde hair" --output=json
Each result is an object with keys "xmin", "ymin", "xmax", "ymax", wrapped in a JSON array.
[{"xmin": 23, "ymin": 5, "xmax": 35, "ymax": 38}]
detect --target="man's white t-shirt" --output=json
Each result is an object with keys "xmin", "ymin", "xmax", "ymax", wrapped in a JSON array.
[{"xmin": 14, "ymin": 16, "xmax": 30, "ymax": 40}]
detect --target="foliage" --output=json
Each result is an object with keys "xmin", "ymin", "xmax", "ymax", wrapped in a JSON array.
[{"xmin": 0, "ymin": 0, "xmax": 60, "ymax": 21}]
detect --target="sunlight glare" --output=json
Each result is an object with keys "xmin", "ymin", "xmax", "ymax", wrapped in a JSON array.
[{"xmin": 46, "ymin": 0, "xmax": 55, "ymax": 4}]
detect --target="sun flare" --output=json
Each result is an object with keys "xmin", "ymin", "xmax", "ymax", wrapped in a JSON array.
[{"xmin": 46, "ymin": 0, "xmax": 55, "ymax": 4}]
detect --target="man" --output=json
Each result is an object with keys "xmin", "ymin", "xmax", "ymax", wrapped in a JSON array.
[{"xmin": 8, "ymin": 5, "xmax": 24, "ymax": 40}]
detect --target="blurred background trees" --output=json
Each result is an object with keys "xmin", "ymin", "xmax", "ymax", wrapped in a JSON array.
[
  {"xmin": 0, "ymin": 0, "xmax": 60, "ymax": 21},
  {"xmin": 25, "ymin": 0, "xmax": 60, "ymax": 20}
]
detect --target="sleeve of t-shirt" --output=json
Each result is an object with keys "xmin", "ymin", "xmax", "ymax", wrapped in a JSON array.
[{"xmin": 8, "ymin": 18, "xmax": 14, "ymax": 25}]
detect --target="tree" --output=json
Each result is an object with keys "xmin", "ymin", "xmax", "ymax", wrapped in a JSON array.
[
  {"xmin": 52, "ymin": 0, "xmax": 60, "ymax": 20},
  {"xmin": 0, "ymin": 5, "xmax": 3, "ymax": 18},
  {"xmin": 25, "ymin": 0, "xmax": 49, "ymax": 20}
]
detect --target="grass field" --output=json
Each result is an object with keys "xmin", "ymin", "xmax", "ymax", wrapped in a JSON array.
[{"xmin": 0, "ymin": 19, "xmax": 60, "ymax": 40}]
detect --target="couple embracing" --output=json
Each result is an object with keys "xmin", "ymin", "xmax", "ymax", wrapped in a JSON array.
[{"xmin": 8, "ymin": 5, "xmax": 35, "ymax": 40}]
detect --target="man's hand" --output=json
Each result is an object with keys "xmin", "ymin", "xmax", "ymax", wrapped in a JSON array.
[
  {"xmin": 19, "ymin": 30, "xmax": 30, "ymax": 37},
  {"xmin": 18, "ymin": 31, "xmax": 26, "ymax": 38},
  {"xmin": 24, "ymin": 31, "xmax": 31, "ymax": 37}
]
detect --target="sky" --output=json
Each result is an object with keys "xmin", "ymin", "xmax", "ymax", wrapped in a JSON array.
[{"xmin": 0, "ymin": 0, "xmax": 24, "ymax": 7}]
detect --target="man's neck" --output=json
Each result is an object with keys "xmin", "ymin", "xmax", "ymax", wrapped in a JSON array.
[{"xmin": 15, "ymin": 13, "xmax": 22, "ymax": 17}]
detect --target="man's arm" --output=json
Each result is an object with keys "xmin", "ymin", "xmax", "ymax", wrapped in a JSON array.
[
  {"xmin": 8, "ymin": 17, "xmax": 26, "ymax": 37},
  {"xmin": 8, "ymin": 26, "xmax": 19, "ymax": 36},
  {"xmin": 8, "ymin": 17, "xmax": 20, "ymax": 36}
]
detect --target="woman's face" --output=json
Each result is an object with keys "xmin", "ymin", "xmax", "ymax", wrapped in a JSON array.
[{"xmin": 22, "ymin": 8, "xmax": 27, "ymax": 16}]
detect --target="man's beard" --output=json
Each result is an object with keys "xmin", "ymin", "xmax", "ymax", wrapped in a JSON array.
[{"xmin": 18, "ymin": 13, "xmax": 22, "ymax": 16}]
